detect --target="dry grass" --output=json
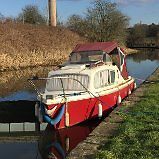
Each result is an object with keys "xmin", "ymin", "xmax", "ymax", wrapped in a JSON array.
[{"xmin": 0, "ymin": 22, "xmax": 87, "ymax": 71}]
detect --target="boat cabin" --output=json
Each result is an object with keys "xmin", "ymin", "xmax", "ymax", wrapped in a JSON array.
[
  {"xmin": 62, "ymin": 42, "xmax": 128, "ymax": 79},
  {"xmin": 43, "ymin": 42, "xmax": 129, "ymax": 101}
]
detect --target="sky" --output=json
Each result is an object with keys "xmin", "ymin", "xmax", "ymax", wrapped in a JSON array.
[{"xmin": 0, "ymin": 0, "xmax": 159, "ymax": 26}]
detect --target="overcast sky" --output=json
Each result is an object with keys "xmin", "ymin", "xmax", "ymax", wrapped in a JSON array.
[{"xmin": 0, "ymin": 0, "xmax": 159, "ymax": 26}]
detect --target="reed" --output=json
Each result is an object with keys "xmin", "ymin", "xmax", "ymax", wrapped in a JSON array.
[{"xmin": 0, "ymin": 22, "xmax": 87, "ymax": 71}]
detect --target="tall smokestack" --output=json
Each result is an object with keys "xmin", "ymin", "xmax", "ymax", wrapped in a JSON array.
[{"xmin": 48, "ymin": 0, "xmax": 57, "ymax": 27}]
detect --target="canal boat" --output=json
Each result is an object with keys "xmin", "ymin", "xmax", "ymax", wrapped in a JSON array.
[{"xmin": 29, "ymin": 42, "xmax": 135, "ymax": 129}]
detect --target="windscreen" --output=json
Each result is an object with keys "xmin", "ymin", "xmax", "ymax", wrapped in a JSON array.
[
  {"xmin": 69, "ymin": 51, "xmax": 103, "ymax": 64},
  {"xmin": 46, "ymin": 74, "xmax": 89, "ymax": 92}
]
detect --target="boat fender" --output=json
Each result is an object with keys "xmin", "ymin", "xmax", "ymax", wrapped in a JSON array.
[
  {"xmin": 66, "ymin": 137, "xmax": 70, "ymax": 152},
  {"xmin": 98, "ymin": 103, "xmax": 103, "ymax": 118},
  {"xmin": 128, "ymin": 89, "xmax": 131, "ymax": 95},
  {"xmin": 65, "ymin": 102, "xmax": 70, "ymax": 127},
  {"xmin": 134, "ymin": 82, "xmax": 137, "ymax": 89},
  {"xmin": 43, "ymin": 104, "xmax": 65, "ymax": 126},
  {"xmin": 65, "ymin": 112, "xmax": 70, "ymax": 127},
  {"xmin": 38, "ymin": 107, "xmax": 43, "ymax": 123},
  {"xmin": 35, "ymin": 102, "xmax": 39, "ymax": 117},
  {"xmin": 117, "ymin": 95, "xmax": 122, "ymax": 105}
]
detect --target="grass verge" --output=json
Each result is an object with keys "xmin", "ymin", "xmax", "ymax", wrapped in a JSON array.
[{"xmin": 96, "ymin": 75, "xmax": 159, "ymax": 159}]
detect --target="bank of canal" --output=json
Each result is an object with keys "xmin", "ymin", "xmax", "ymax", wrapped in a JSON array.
[{"xmin": 68, "ymin": 67, "xmax": 159, "ymax": 159}]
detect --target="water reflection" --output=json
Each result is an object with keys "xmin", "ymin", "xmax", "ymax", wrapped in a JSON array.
[
  {"xmin": 0, "ymin": 117, "xmax": 103, "ymax": 159},
  {"xmin": 127, "ymin": 49, "xmax": 159, "ymax": 63},
  {"xmin": 0, "ymin": 99, "xmax": 110, "ymax": 159},
  {"xmin": 0, "ymin": 100, "xmax": 42, "ymax": 159},
  {"xmin": 39, "ymin": 119, "xmax": 102, "ymax": 159},
  {"xmin": 0, "ymin": 142, "xmax": 41, "ymax": 159},
  {"xmin": 0, "ymin": 66, "xmax": 53, "ymax": 100},
  {"xmin": 0, "ymin": 100, "xmax": 36, "ymax": 123},
  {"xmin": 126, "ymin": 50, "xmax": 159, "ymax": 85}
]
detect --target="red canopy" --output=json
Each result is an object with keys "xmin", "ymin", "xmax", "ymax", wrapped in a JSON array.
[{"xmin": 72, "ymin": 42, "xmax": 118, "ymax": 53}]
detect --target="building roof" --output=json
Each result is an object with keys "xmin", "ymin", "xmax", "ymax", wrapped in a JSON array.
[{"xmin": 72, "ymin": 42, "xmax": 118, "ymax": 53}]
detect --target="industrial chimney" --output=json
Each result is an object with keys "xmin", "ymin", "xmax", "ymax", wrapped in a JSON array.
[{"xmin": 48, "ymin": 0, "xmax": 57, "ymax": 27}]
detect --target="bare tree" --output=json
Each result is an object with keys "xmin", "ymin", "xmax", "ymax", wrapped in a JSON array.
[{"xmin": 67, "ymin": 0, "xmax": 129, "ymax": 43}]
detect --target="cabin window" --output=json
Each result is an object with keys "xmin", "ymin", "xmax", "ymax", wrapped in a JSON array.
[
  {"xmin": 70, "ymin": 53, "xmax": 81, "ymax": 63},
  {"xmin": 110, "ymin": 71, "xmax": 115, "ymax": 83},
  {"xmin": 46, "ymin": 74, "xmax": 89, "ymax": 92},
  {"xmin": 69, "ymin": 51, "xmax": 103, "ymax": 64},
  {"xmin": 94, "ymin": 70, "xmax": 116, "ymax": 89},
  {"xmin": 94, "ymin": 70, "xmax": 109, "ymax": 88},
  {"xmin": 103, "ymin": 54, "xmax": 112, "ymax": 63},
  {"xmin": 110, "ymin": 48, "xmax": 120, "ymax": 69}
]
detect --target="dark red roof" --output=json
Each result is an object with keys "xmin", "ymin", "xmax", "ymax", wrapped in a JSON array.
[{"xmin": 72, "ymin": 42, "xmax": 118, "ymax": 53}]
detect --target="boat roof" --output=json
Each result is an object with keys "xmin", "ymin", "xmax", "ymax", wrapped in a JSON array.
[
  {"xmin": 48, "ymin": 64, "xmax": 117, "ymax": 77},
  {"xmin": 72, "ymin": 42, "xmax": 118, "ymax": 54}
]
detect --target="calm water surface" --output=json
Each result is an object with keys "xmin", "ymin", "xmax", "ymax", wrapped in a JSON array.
[
  {"xmin": 0, "ymin": 49, "xmax": 159, "ymax": 159},
  {"xmin": 126, "ymin": 49, "xmax": 159, "ymax": 85}
]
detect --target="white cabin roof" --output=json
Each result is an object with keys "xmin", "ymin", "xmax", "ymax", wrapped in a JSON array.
[{"xmin": 48, "ymin": 64, "xmax": 117, "ymax": 77}]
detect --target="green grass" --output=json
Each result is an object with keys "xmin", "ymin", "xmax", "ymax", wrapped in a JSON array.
[{"xmin": 96, "ymin": 82, "xmax": 159, "ymax": 159}]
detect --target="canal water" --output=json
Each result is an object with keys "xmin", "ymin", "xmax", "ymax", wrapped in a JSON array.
[{"xmin": 0, "ymin": 49, "xmax": 159, "ymax": 159}]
